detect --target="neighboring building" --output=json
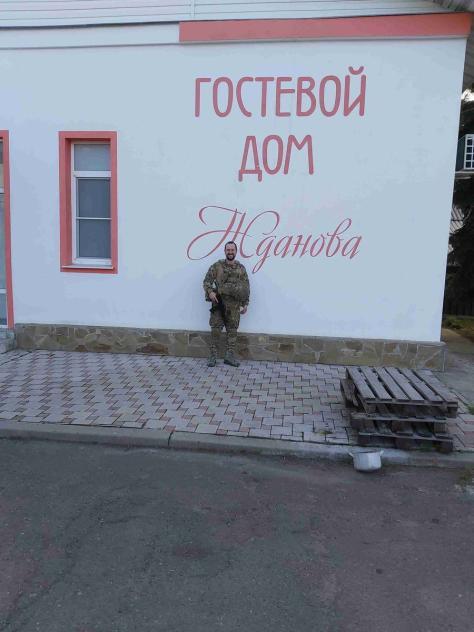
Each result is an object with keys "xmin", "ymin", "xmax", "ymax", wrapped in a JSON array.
[
  {"xmin": 450, "ymin": 206, "xmax": 467, "ymax": 245},
  {"xmin": 456, "ymin": 132, "xmax": 474, "ymax": 175},
  {"xmin": 0, "ymin": 1, "xmax": 473, "ymax": 368}
]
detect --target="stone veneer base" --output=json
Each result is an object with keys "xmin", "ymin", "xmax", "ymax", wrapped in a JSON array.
[{"xmin": 14, "ymin": 323, "xmax": 446, "ymax": 370}]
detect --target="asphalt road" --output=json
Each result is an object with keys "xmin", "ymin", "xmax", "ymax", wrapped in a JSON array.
[{"xmin": 0, "ymin": 440, "xmax": 473, "ymax": 632}]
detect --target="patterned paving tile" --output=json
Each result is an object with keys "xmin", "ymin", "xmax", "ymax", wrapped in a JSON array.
[{"xmin": 0, "ymin": 350, "xmax": 471, "ymax": 452}]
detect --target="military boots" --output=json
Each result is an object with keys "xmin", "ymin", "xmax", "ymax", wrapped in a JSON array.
[
  {"xmin": 224, "ymin": 351, "xmax": 240, "ymax": 367},
  {"xmin": 207, "ymin": 352, "xmax": 217, "ymax": 367}
]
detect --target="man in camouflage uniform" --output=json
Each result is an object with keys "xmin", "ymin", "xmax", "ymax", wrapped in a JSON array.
[{"xmin": 203, "ymin": 241, "xmax": 250, "ymax": 367}]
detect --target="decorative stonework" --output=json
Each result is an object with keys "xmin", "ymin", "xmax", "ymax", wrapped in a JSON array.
[
  {"xmin": 14, "ymin": 323, "xmax": 446, "ymax": 370},
  {"xmin": 0, "ymin": 329, "xmax": 16, "ymax": 354}
]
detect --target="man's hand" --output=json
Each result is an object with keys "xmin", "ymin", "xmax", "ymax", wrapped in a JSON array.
[
  {"xmin": 209, "ymin": 291, "xmax": 218, "ymax": 304},
  {"xmin": 240, "ymin": 305, "xmax": 248, "ymax": 315}
]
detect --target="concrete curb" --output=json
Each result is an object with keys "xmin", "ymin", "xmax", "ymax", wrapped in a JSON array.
[
  {"xmin": 169, "ymin": 432, "xmax": 474, "ymax": 468},
  {"xmin": 0, "ymin": 420, "xmax": 171, "ymax": 448},
  {"xmin": 1, "ymin": 420, "xmax": 474, "ymax": 468}
]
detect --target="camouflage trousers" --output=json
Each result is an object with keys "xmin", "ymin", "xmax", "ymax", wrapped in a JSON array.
[{"xmin": 209, "ymin": 300, "xmax": 241, "ymax": 355}]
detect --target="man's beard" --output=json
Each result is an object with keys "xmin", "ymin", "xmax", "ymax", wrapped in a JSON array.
[{"xmin": 226, "ymin": 253, "xmax": 236, "ymax": 261}]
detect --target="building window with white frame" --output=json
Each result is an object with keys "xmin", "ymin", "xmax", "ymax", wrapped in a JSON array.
[
  {"xmin": 72, "ymin": 142, "xmax": 111, "ymax": 263},
  {"xmin": 0, "ymin": 139, "xmax": 6, "ymax": 325},
  {"xmin": 465, "ymin": 134, "xmax": 473, "ymax": 169},
  {"xmin": 59, "ymin": 132, "xmax": 117, "ymax": 274}
]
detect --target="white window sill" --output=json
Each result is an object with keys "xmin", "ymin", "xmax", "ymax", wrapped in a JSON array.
[{"xmin": 62, "ymin": 264, "xmax": 114, "ymax": 270}]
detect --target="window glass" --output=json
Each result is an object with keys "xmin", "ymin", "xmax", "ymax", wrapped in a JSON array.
[
  {"xmin": 0, "ymin": 293, "xmax": 6, "ymax": 326},
  {"xmin": 0, "ymin": 144, "xmax": 7, "ymax": 323},
  {"xmin": 0, "ymin": 194, "xmax": 5, "ymax": 287},
  {"xmin": 77, "ymin": 179, "xmax": 110, "ymax": 218},
  {"xmin": 74, "ymin": 143, "xmax": 110, "ymax": 171},
  {"xmin": 77, "ymin": 220, "xmax": 111, "ymax": 259},
  {"xmin": 0, "ymin": 141, "xmax": 3, "ymax": 189}
]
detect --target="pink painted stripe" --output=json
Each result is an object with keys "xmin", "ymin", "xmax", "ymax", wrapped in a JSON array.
[
  {"xmin": 180, "ymin": 13, "xmax": 472, "ymax": 43},
  {"xmin": 0, "ymin": 131, "xmax": 14, "ymax": 328}
]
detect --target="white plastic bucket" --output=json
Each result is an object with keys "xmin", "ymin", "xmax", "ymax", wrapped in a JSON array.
[{"xmin": 349, "ymin": 449, "xmax": 384, "ymax": 472}]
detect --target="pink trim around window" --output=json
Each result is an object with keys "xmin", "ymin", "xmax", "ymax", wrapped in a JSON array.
[
  {"xmin": 179, "ymin": 13, "xmax": 472, "ymax": 43},
  {"xmin": 0, "ymin": 130, "xmax": 14, "ymax": 328},
  {"xmin": 59, "ymin": 131, "xmax": 118, "ymax": 274}
]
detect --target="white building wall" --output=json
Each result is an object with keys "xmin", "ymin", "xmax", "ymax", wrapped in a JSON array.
[
  {"xmin": 0, "ymin": 0, "xmax": 448, "ymax": 27},
  {"xmin": 1, "ymin": 32, "xmax": 466, "ymax": 342}
]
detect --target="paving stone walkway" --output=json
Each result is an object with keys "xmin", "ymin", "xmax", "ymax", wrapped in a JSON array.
[{"xmin": 0, "ymin": 349, "xmax": 472, "ymax": 451}]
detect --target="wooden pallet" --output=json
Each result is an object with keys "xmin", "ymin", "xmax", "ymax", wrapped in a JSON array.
[
  {"xmin": 340, "ymin": 368, "xmax": 457, "ymax": 453},
  {"xmin": 357, "ymin": 425, "xmax": 453, "ymax": 453},
  {"xmin": 349, "ymin": 403, "xmax": 453, "ymax": 452},
  {"xmin": 350, "ymin": 408, "xmax": 448, "ymax": 435},
  {"xmin": 344, "ymin": 366, "xmax": 458, "ymax": 418}
]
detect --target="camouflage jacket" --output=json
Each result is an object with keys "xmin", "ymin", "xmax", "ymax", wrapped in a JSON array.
[{"xmin": 203, "ymin": 259, "xmax": 250, "ymax": 306}]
